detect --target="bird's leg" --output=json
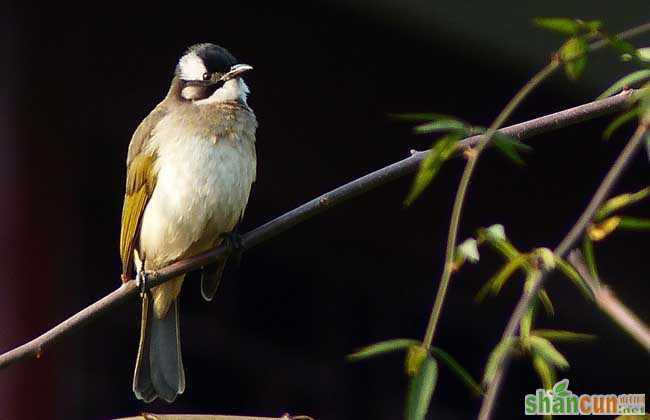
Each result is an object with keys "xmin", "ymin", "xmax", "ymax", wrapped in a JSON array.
[
  {"xmin": 136, "ymin": 269, "xmax": 149, "ymax": 298},
  {"xmin": 220, "ymin": 230, "xmax": 245, "ymax": 267}
]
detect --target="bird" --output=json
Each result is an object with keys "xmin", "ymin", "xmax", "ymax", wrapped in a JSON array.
[{"xmin": 119, "ymin": 43, "xmax": 257, "ymax": 403}]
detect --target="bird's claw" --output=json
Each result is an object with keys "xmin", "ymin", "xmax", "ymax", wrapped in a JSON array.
[
  {"xmin": 136, "ymin": 270, "xmax": 149, "ymax": 297},
  {"xmin": 220, "ymin": 231, "xmax": 245, "ymax": 267}
]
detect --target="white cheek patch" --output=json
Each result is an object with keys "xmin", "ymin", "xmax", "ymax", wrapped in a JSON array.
[
  {"xmin": 195, "ymin": 79, "xmax": 250, "ymax": 105},
  {"xmin": 178, "ymin": 52, "xmax": 207, "ymax": 81}
]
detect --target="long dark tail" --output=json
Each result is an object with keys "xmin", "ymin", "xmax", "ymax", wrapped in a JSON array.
[{"xmin": 133, "ymin": 293, "xmax": 185, "ymax": 402}]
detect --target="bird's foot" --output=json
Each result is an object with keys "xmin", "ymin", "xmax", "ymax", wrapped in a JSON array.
[
  {"xmin": 220, "ymin": 231, "xmax": 245, "ymax": 267},
  {"xmin": 136, "ymin": 269, "xmax": 149, "ymax": 297}
]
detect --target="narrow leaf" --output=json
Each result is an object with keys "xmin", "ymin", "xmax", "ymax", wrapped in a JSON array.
[
  {"xmin": 581, "ymin": 235, "xmax": 599, "ymax": 284},
  {"xmin": 404, "ymin": 134, "xmax": 459, "ymax": 206},
  {"xmin": 532, "ymin": 17, "xmax": 580, "ymax": 35},
  {"xmin": 554, "ymin": 254, "xmax": 595, "ymax": 300},
  {"xmin": 430, "ymin": 347, "xmax": 482, "ymax": 396},
  {"xmin": 529, "ymin": 336, "xmax": 569, "ymax": 369},
  {"xmin": 492, "ymin": 132, "xmax": 533, "ymax": 166},
  {"xmin": 389, "ymin": 112, "xmax": 459, "ymax": 122},
  {"xmin": 347, "ymin": 338, "xmax": 420, "ymax": 362},
  {"xmin": 483, "ymin": 338, "xmax": 516, "ymax": 386},
  {"xmin": 602, "ymin": 108, "xmax": 641, "ymax": 140},
  {"xmin": 405, "ymin": 356, "xmax": 438, "ymax": 420},
  {"xmin": 476, "ymin": 255, "xmax": 528, "ymax": 302},
  {"xmin": 560, "ymin": 36, "xmax": 588, "ymax": 81},
  {"xmin": 617, "ymin": 216, "xmax": 650, "ymax": 231},
  {"xmin": 595, "ymin": 187, "xmax": 650, "ymax": 220},
  {"xmin": 532, "ymin": 354, "xmax": 556, "ymax": 391},
  {"xmin": 520, "ymin": 304, "xmax": 536, "ymax": 339},
  {"xmin": 598, "ymin": 69, "xmax": 650, "ymax": 99},
  {"xmin": 578, "ymin": 20, "xmax": 602, "ymax": 33},
  {"xmin": 537, "ymin": 289, "xmax": 554, "ymax": 317},
  {"xmin": 414, "ymin": 119, "xmax": 467, "ymax": 135},
  {"xmin": 533, "ymin": 329, "xmax": 596, "ymax": 343}
]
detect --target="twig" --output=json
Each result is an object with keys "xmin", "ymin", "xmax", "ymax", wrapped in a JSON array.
[
  {"xmin": 114, "ymin": 414, "xmax": 313, "ymax": 420},
  {"xmin": 568, "ymin": 250, "xmax": 650, "ymax": 351},
  {"xmin": 422, "ymin": 59, "xmax": 559, "ymax": 348},
  {"xmin": 0, "ymin": 91, "xmax": 637, "ymax": 371},
  {"xmin": 477, "ymin": 122, "xmax": 648, "ymax": 420}
]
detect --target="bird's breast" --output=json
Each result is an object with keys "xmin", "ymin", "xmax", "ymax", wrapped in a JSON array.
[{"xmin": 139, "ymin": 112, "xmax": 256, "ymax": 267}]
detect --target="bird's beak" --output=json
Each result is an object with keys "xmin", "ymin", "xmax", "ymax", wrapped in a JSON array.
[{"xmin": 221, "ymin": 64, "xmax": 253, "ymax": 81}]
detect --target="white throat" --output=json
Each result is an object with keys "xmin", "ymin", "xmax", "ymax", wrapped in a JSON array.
[{"xmin": 195, "ymin": 78, "xmax": 250, "ymax": 106}]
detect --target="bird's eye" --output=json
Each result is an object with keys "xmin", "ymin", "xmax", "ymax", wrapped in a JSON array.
[{"xmin": 202, "ymin": 72, "xmax": 211, "ymax": 81}]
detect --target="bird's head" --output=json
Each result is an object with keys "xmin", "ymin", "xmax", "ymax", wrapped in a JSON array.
[{"xmin": 175, "ymin": 43, "xmax": 252, "ymax": 105}]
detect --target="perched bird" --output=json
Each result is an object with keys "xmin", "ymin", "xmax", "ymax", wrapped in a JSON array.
[{"xmin": 119, "ymin": 43, "xmax": 257, "ymax": 403}]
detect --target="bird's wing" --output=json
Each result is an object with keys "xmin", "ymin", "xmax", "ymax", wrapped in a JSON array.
[{"xmin": 119, "ymin": 106, "xmax": 166, "ymax": 279}]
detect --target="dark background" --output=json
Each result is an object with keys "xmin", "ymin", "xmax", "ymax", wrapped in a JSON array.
[{"xmin": 1, "ymin": 1, "xmax": 648, "ymax": 419}]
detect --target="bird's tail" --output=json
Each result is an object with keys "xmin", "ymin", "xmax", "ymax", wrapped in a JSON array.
[{"xmin": 133, "ymin": 290, "xmax": 185, "ymax": 403}]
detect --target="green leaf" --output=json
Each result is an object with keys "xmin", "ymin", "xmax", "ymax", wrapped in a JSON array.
[
  {"xmin": 483, "ymin": 338, "xmax": 516, "ymax": 386},
  {"xmin": 637, "ymin": 47, "xmax": 650, "ymax": 62},
  {"xmin": 529, "ymin": 336, "xmax": 569, "ymax": 370},
  {"xmin": 595, "ymin": 186, "xmax": 650, "ymax": 220},
  {"xmin": 532, "ymin": 354, "xmax": 556, "ymax": 391},
  {"xmin": 404, "ymin": 134, "xmax": 459, "ymax": 206},
  {"xmin": 598, "ymin": 70, "xmax": 650, "ymax": 99},
  {"xmin": 389, "ymin": 112, "xmax": 459, "ymax": 122},
  {"xmin": 414, "ymin": 119, "xmax": 468, "ymax": 135},
  {"xmin": 582, "ymin": 235, "xmax": 600, "ymax": 283},
  {"xmin": 602, "ymin": 108, "xmax": 641, "ymax": 140},
  {"xmin": 491, "ymin": 132, "xmax": 533, "ymax": 166},
  {"xmin": 554, "ymin": 255, "xmax": 595, "ymax": 300},
  {"xmin": 347, "ymin": 338, "xmax": 420, "ymax": 362},
  {"xmin": 521, "ymin": 304, "xmax": 535, "ymax": 339},
  {"xmin": 533, "ymin": 329, "xmax": 596, "ymax": 343},
  {"xmin": 607, "ymin": 36, "xmax": 638, "ymax": 57},
  {"xmin": 537, "ymin": 289, "xmax": 555, "ymax": 317},
  {"xmin": 430, "ymin": 347, "xmax": 482, "ymax": 396},
  {"xmin": 475, "ymin": 255, "xmax": 528, "ymax": 302},
  {"xmin": 560, "ymin": 36, "xmax": 588, "ymax": 81},
  {"xmin": 532, "ymin": 17, "xmax": 580, "ymax": 35},
  {"xmin": 617, "ymin": 216, "xmax": 650, "ymax": 231},
  {"xmin": 579, "ymin": 20, "xmax": 602, "ymax": 33},
  {"xmin": 405, "ymin": 356, "xmax": 438, "ymax": 420}
]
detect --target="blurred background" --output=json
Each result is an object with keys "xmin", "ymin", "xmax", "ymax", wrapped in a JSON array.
[{"xmin": 1, "ymin": 1, "xmax": 648, "ymax": 419}]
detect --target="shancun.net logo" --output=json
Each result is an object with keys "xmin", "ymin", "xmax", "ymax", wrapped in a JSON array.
[{"xmin": 524, "ymin": 379, "xmax": 645, "ymax": 416}]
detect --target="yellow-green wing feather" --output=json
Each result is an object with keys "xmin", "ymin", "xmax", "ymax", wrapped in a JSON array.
[
  {"xmin": 119, "ymin": 102, "xmax": 169, "ymax": 279},
  {"xmin": 120, "ymin": 154, "xmax": 157, "ymax": 277}
]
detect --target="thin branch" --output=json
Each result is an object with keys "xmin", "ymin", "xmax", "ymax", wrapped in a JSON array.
[
  {"xmin": 478, "ymin": 122, "xmax": 648, "ymax": 420},
  {"xmin": 0, "ymin": 91, "xmax": 637, "ymax": 371},
  {"xmin": 568, "ymin": 250, "xmax": 650, "ymax": 351},
  {"xmin": 114, "ymin": 414, "xmax": 313, "ymax": 420},
  {"xmin": 422, "ymin": 59, "xmax": 559, "ymax": 348}
]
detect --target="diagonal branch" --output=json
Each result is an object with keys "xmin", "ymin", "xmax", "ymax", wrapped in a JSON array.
[
  {"xmin": 477, "ymin": 121, "xmax": 648, "ymax": 420},
  {"xmin": 0, "ymin": 90, "xmax": 638, "ymax": 371},
  {"xmin": 568, "ymin": 250, "xmax": 650, "ymax": 351}
]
